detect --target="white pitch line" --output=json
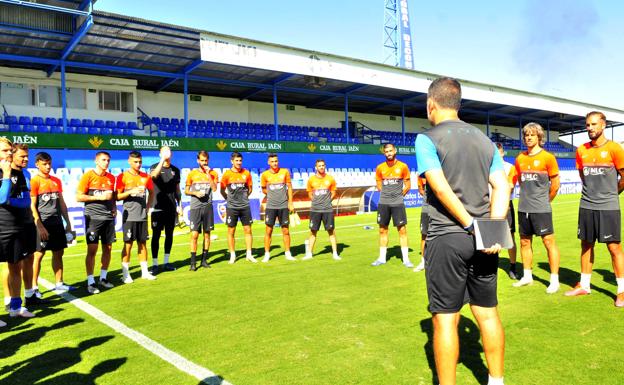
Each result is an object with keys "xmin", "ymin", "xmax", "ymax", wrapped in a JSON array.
[{"xmin": 38, "ymin": 278, "xmax": 234, "ymax": 385}]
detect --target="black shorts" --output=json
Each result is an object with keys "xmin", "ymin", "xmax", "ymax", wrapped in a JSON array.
[
  {"xmin": 0, "ymin": 230, "xmax": 30, "ymax": 264},
  {"xmin": 578, "ymin": 208, "xmax": 621, "ymax": 243},
  {"xmin": 36, "ymin": 220, "xmax": 68, "ymax": 252},
  {"xmin": 265, "ymin": 208, "xmax": 290, "ymax": 227},
  {"xmin": 518, "ymin": 212, "xmax": 554, "ymax": 237},
  {"xmin": 507, "ymin": 200, "xmax": 516, "ymax": 233},
  {"xmin": 309, "ymin": 211, "xmax": 335, "ymax": 231},
  {"xmin": 425, "ymin": 232, "xmax": 499, "ymax": 313},
  {"xmin": 21, "ymin": 223, "xmax": 37, "ymax": 255},
  {"xmin": 420, "ymin": 210, "xmax": 430, "ymax": 236},
  {"xmin": 226, "ymin": 206, "xmax": 253, "ymax": 228},
  {"xmin": 85, "ymin": 217, "xmax": 116, "ymax": 245},
  {"xmin": 190, "ymin": 206, "xmax": 214, "ymax": 232},
  {"xmin": 123, "ymin": 221, "xmax": 149, "ymax": 242},
  {"xmin": 151, "ymin": 210, "xmax": 176, "ymax": 232},
  {"xmin": 377, "ymin": 204, "xmax": 407, "ymax": 227}
]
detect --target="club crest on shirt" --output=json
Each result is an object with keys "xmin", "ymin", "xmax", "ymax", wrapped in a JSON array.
[
  {"xmin": 11, "ymin": 176, "xmax": 17, "ymax": 184},
  {"xmin": 601, "ymin": 151, "xmax": 608, "ymax": 159},
  {"xmin": 533, "ymin": 160, "xmax": 540, "ymax": 167}
]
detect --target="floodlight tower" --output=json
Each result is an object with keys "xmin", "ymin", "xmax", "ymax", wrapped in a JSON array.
[{"xmin": 383, "ymin": 0, "xmax": 414, "ymax": 69}]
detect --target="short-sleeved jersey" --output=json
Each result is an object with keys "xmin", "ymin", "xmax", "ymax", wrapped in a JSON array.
[
  {"xmin": 30, "ymin": 174, "xmax": 63, "ymax": 223},
  {"xmin": 116, "ymin": 170, "xmax": 153, "ymax": 222},
  {"xmin": 576, "ymin": 140, "xmax": 624, "ymax": 210},
  {"xmin": 513, "ymin": 150, "xmax": 559, "ymax": 213},
  {"xmin": 185, "ymin": 168, "xmax": 218, "ymax": 209},
  {"xmin": 77, "ymin": 170, "xmax": 116, "ymax": 220},
  {"xmin": 307, "ymin": 173, "xmax": 336, "ymax": 213},
  {"xmin": 221, "ymin": 168, "xmax": 252, "ymax": 209},
  {"xmin": 261, "ymin": 168, "xmax": 291, "ymax": 209},
  {"xmin": 376, "ymin": 160, "xmax": 410, "ymax": 205},
  {"xmin": 0, "ymin": 169, "xmax": 32, "ymax": 230},
  {"xmin": 149, "ymin": 163, "xmax": 180, "ymax": 213}
]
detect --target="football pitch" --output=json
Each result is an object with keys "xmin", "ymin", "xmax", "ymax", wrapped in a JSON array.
[{"xmin": 1, "ymin": 193, "xmax": 623, "ymax": 385}]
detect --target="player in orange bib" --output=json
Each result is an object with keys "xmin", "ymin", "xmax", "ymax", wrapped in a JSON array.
[
  {"xmin": 220, "ymin": 152, "xmax": 255, "ymax": 264},
  {"xmin": 116, "ymin": 151, "xmax": 154, "ymax": 283},
  {"xmin": 76, "ymin": 151, "xmax": 116, "ymax": 294},
  {"xmin": 185, "ymin": 150, "xmax": 218, "ymax": 270},
  {"xmin": 30, "ymin": 152, "xmax": 74, "ymax": 297},
  {"xmin": 304, "ymin": 159, "xmax": 341, "ymax": 260},
  {"xmin": 566, "ymin": 111, "xmax": 624, "ymax": 307},
  {"xmin": 260, "ymin": 153, "xmax": 296, "ymax": 262},
  {"xmin": 510, "ymin": 123, "xmax": 561, "ymax": 293}
]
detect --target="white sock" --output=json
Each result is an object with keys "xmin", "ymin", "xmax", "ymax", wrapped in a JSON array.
[
  {"xmin": 304, "ymin": 240, "xmax": 310, "ymax": 255},
  {"xmin": 140, "ymin": 261, "xmax": 149, "ymax": 276},
  {"xmin": 378, "ymin": 247, "xmax": 387, "ymax": 262},
  {"xmin": 230, "ymin": 251, "xmax": 236, "ymax": 259},
  {"xmin": 580, "ymin": 273, "xmax": 591, "ymax": 290},
  {"xmin": 246, "ymin": 249, "xmax": 253, "ymax": 258},
  {"xmin": 164, "ymin": 253, "xmax": 170, "ymax": 264},
  {"xmin": 24, "ymin": 288, "xmax": 34, "ymax": 298},
  {"xmin": 488, "ymin": 375, "xmax": 504, "ymax": 385},
  {"xmin": 264, "ymin": 251, "xmax": 271, "ymax": 258},
  {"xmin": 4, "ymin": 296, "xmax": 10, "ymax": 306},
  {"xmin": 152, "ymin": 258, "xmax": 158, "ymax": 267},
  {"xmin": 32, "ymin": 285, "xmax": 38, "ymax": 292},
  {"xmin": 401, "ymin": 247, "xmax": 410, "ymax": 263},
  {"xmin": 87, "ymin": 275, "xmax": 96, "ymax": 285},
  {"xmin": 121, "ymin": 262, "xmax": 130, "ymax": 277},
  {"xmin": 100, "ymin": 269, "xmax": 108, "ymax": 280},
  {"xmin": 616, "ymin": 277, "xmax": 624, "ymax": 294},
  {"xmin": 523, "ymin": 269, "xmax": 533, "ymax": 280},
  {"xmin": 285, "ymin": 251, "xmax": 292, "ymax": 258},
  {"xmin": 333, "ymin": 250, "xmax": 340, "ymax": 258},
  {"xmin": 55, "ymin": 281, "xmax": 63, "ymax": 286},
  {"xmin": 550, "ymin": 274, "xmax": 559, "ymax": 285}
]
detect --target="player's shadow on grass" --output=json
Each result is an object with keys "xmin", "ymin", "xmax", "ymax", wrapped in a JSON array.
[
  {"xmin": 37, "ymin": 357, "xmax": 127, "ymax": 385},
  {"xmin": 0, "ymin": 335, "xmax": 115, "ymax": 385},
  {"xmin": 386, "ymin": 245, "xmax": 414, "ymax": 261},
  {"xmin": 0, "ymin": 318, "xmax": 84, "ymax": 359},
  {"xmin": 319, "ymin": 242, "xmax": 350, "ymax": 258},
  {"xmin": 420, "ymin": 316, "xmax": 489, "ymax": 385},
  {"xmin": 197, "ymin": 375, "xmax": 228, "ymax": 385},
  {"xmin": 539, "ymin": 263, "xmax": 616, "ymax": 299}
]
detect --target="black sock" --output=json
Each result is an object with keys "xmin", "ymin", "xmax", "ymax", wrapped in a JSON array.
[
  {"xmin": 510, "ymin": 263, "xmax": 516, "ymax": 270},
  {"xmin": 190, "ymin": 252, "xmax": 196, "ymax": 265}
]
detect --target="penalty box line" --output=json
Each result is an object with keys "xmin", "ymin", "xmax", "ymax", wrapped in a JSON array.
[{"xmin": 38, "ymin": 277, "xmax": 235, "ymax": 385}]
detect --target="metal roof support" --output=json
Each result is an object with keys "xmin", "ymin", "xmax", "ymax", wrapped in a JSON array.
[
  {"xmin": 47, "ymin": 14, "xmax": 93, "ymax": 77},
  {"xmin": 0, "ymin": 22, "xmax": 72, "ymax": 37},
  {"xmin": 61, "ymin": 61, "xmax": 67, "ymax": 133},
  {"xmin": 79, "ymin": 0, "xmax": 92, "ymax": 11},
  {"xmin": 156, "ymin": 59, "xmax": 204, "ymax": 93},
  {"xmin": 0, "ymin": 0, "xmax": 90, "ymax": 17},
  {"xmin": 401, "ymin": 101, "xmax": 406, "ymax": 146},
  {"xmin": 486, "ymin": 111, "xmax": 490, "ymax": 137},
  {"xmin": 571, "ymin": 123, "xmax": 574, "ymax": 147},
  {"xmin": 306, "ymin": 84, "xmax": 368, "ymax": 108},
  {"xmin": 184, "ymin": 73, "xmax": 188, "ymax": 137},
  {"xmin": 239, "ymin": 73, "xmax": 294, "ymax": 101},
  {"xmin": 273, "ymin": 85, "xmax": 279, "ymax": 140},
  {"xmin": 345, "ymin": 94, "xmax": 350, "ymax": 144}
]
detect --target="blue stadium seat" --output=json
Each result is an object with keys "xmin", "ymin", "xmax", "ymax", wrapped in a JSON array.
[
  {"xmin": 198, "ymin": 120, "xmax": 207, "ymax": 127},
  {"xmin": 88, "ymin": 127, "xmax": 99, "ymax": 135},
  {"xmin": 18, "ymin": 116, "xmax": 31, "ymax": 125},
  {"xmin": 94, "ymin": 120, "xmax": 105, "ymax": 129},
  {"xmin": 75, "ymin": 126, "xmax": 87, "ymax": 135},
  {"xmin": 166, "ymin": 131, "xmax": 175, "ymax": 138},
  {"xmin": 100, "ymin": 127, "xmax": 111, "ymax": 136},
  {"xmin": 112, "ymin": 128, "xmax": 123, "ymax": 136},
  {"xmin": 207, "ymin": 120, "xmax": 214, "ymax": 127},
  {"xmin": 171, "ymin": 118, "xmax": 180, "ymax": 126},
  {"xmin": 32, "ymin": 117, "xmax": 44, "ymax": 125},
  {"xmin": 151, "ymin": 117, "xmax": 161, "ymax": 125},
  {"xmin": 82, "ymin": 119, "xmax": 93, "ymax": 127},
  {"xmin": 116, "ymin": 121, "xmax": 127, "ymax": 129},
  {"xmin": 106, "ymin": 120, "xmax": 116, "ymax": 129},
  {"xmin": 5, "ymin": 115, "xmax": 17, "ymax": 125},
  {"xmin": 45, "ymin": 117, "xmax": 58, "ymax": 126},
  {"xmin": 36, "ymin": 125, "xmax": 49, "ymax": 133},
  {"xmin": 123, "ymin": 129, "xmax": 133, "ymax": 136},
  {"xmin": 206, "ymin": 132, "xmax": 214, "ymax": 138},
  {"xmin": 161, "ymin": 118, "xmax": 171, "ymax": 125},
  {"xmin": 50, "ymin": 126, "xmax": 63, "ymax": 134},
  {"xmin": 189, "ymin": 119, "xmax": 198, "ymax": 126},
  {"xmin": 23, "ymin": 124, "xmax": 35, "ymax": 133},
  {"xmin": 69, "ymin": 118, "xmax": 81, "ymax": 127}
]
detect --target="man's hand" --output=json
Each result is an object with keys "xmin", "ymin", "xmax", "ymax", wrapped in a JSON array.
[
  {"xmin": 36, "ymin": 221, "xmax": 49, "ymax": 241},
  {"xmin": 483, "ymin": 243, "xmax": 502, "ymax": 255},
  {"xmin": 288, "ymin": 203, "xmax": 295, "ymax": 213},
  {"xmin": 195, "ymin": 190, "xmax": 205, "ymax": 198},
  {"xmin": 99, "ymin": 191, "xmax": 113, "ymax": 201}
]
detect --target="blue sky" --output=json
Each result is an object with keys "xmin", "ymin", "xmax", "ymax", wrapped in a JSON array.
[{"xmin": 96, "ymin": 0, "xmax": 623, "ymax": 110}]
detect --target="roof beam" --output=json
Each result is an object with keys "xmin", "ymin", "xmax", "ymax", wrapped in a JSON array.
[
  {"xmin": 238, "ymin": 73, "xmax": 294, "ymax": 100},
  {"xmin": 78, "ymin": 0, "xmax": 92, "ymax": 11},
  {"xmin": 46, "ymin": 15, "xmax": 93, "ymax": 76},
  {"xmin": 306, "ymin": 84, "xmax": 368, "ymax": 108},
  {"xmin": 0, "ymin": 0, "xmax": 90, "ymax": 17},
  {"xmin": 155, "ymin": 59, "xmax": 204, "ymax": 92}
]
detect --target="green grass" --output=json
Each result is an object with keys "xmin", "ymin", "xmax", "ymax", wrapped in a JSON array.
[{"xmin": 2, "ymin": 193, "xmax": 624, "ymax": 385}]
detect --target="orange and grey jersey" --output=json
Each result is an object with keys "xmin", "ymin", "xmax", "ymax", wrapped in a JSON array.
[
  {"xmin": 513, "ymin": 150, "xmax": 559, "ymax": 213},
  {"xmin": 576, "ymin": 141, "xmax": 624, "ymax": 210},
  {"xmin": 30, "ymin": 174, "xmax": 63, "ymax": 223},
  {"xmin": 77, "ymin": 170, "xmax": 115, "ymax": 220},
  {"xmin": 376, "ymin": 160, "xmax": 410, "ymax": 206},
  {"xmin": 307, "ymin": 174, "xmax": 336, "ymax": 213},
  {"xmin": 186, "ymin": 168, "xmax": 218, "ymax": 209},
  {"xmin": 261, "ymin": 168, "xmax": 291, "ymax": 209},
  {"xmin": 116, "ymin": 171, "xmax": 153, "ymax": 221},
  {"xmin": 221, "ymin": 168, "xmax": 252, "ymax": 209}
]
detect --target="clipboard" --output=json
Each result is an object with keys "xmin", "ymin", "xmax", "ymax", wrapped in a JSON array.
[{"xmin": 473, "ymin": 218, "xmax": 513, "ymax": 250}]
